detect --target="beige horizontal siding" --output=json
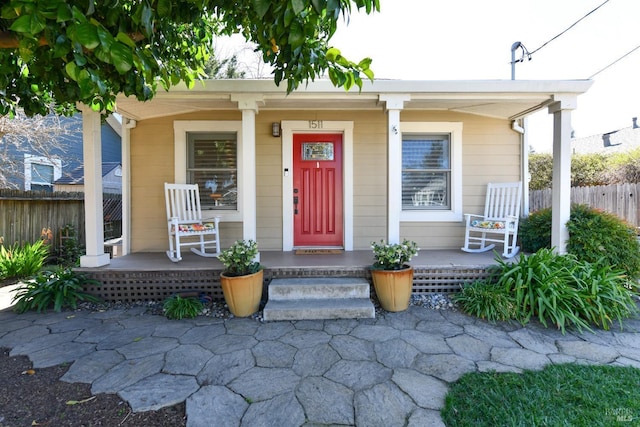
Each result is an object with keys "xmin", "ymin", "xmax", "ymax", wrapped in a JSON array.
[{"xmin": 129, "ymin": 108, "xmax": 520, "ymax": 253}]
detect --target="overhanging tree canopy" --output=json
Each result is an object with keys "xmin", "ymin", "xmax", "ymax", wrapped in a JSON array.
[{"xmin": 0, "ymin": 0, "xmax": 379, "ymax": 117}]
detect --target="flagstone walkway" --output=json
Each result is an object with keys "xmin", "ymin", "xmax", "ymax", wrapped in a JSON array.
[{"xmin": 1, "ymin": 305, "xmax": 639, "ymax": 427}]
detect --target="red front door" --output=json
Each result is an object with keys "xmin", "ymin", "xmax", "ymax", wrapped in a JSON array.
[{"xmin": 293, "ymin": 133, "xmax": 343, "ymax": 247}]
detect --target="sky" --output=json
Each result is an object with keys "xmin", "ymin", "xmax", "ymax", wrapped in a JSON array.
[
  {"xmin": 222, "ymin": 0, "xmax": 640, "ymax": 153},
  {"xmin": 330, "ymin": 0, "xmax": 640, "ymax": 152}
]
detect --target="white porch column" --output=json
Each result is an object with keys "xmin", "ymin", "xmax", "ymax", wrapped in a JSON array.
[
  {"xmin": 80, "ymin": 108, "xmax": 110, "ymax": 267},
  {"xmin": 121, "ymin": 117, "xmax": 136, "ymax": 256},
  {"xmin": 548, "ymin": 96, "xmax": 577, "ymax": 254},
  {"xmin": 379, "ymin": 94, "xmax": 410, "ymax": 244},
  {"xmin": 231, "ymin": 94, "xmax": 264, "ymax": 242}
]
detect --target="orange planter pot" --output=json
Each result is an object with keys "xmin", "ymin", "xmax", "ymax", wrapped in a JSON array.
[
  {"xmin": 371, "ymin": 266, "xmax": 413, "ymax": 312},
  {"xmin": 220, "ymin": 269, "xmax": 264, "ymax": 317}
]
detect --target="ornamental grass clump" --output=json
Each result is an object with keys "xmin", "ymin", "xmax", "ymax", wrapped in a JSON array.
[
  {"xmin": 455, "ymin": 248, "xmax": 638, "ymax": 333},
  {"xmin": 218, "ymin": 239, "xmax": 262, "ymax": 277},
  {"xmin": 0, "ymin": 239, "xmax": 49, "ymax": 280},
  {"xmin": 371, "ymin": 239, "xmax": 419, "ymax": 270},
  {"xmin": 12, "ymin": 267, "xmax": 101, "ymax": 313},
  {"xmin": 163, "ymin": 295, "xmax": 204, "ymax": 320}
]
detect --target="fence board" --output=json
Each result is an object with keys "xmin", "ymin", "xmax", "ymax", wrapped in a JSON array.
[
  {"xmin": 0, "ymin": 190, "xmax": 86, "ymax": 249},
  {"xmin": 529, "ymin": 183, "xmax": 640, "ymax": 227}
]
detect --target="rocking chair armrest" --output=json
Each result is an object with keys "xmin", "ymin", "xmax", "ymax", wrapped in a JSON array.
[
  {"xmin": 504, "ymin": 215, "xmax": 519, "ymax": 224},
  {"xmin": 463, "ymin": 213, "xmax": 484, "ymax": 224}
]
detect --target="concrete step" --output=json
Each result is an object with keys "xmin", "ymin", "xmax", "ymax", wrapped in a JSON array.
[
  {"xmin": 268, "ymin": 277, "xmax": 370, "ymax": 301},
  {"xmin": 263, "ymin": 298, "xmax": 375, "ymax": 321}
]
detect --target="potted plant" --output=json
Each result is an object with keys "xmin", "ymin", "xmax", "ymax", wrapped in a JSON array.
[
  {"xmin": 370, "ymin": 239, "xmax": 419, "ymax": 312},
  {"xmin": 218, "ymin": 239, "xmax": 264, "ymax": 317}
]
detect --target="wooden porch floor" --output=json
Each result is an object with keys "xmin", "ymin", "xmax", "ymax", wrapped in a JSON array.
[{"xmin": 84, "ymin": 249, "xmax": 499, "ymax": 271}]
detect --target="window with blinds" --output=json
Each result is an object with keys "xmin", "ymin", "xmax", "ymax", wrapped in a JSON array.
[
  {"xmin": 187, "ymin": 132, "xmax": 237, "ymax": 210},
  {"xmin": 401, "ymin": 134, "xmax": 451, "ymax": 210}
]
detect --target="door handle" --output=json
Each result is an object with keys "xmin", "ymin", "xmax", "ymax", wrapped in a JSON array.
[{"xmin": 293, "ymin": 195, "xmax": 299, "ymax": 215}]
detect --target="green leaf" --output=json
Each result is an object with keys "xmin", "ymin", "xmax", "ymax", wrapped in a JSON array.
[
  {"xmin": 310, "ymin": 0, "xmax": 327, "ymax": 14},
  {"xmin": 157, "ymin": 0, "xmax": 172, "ymax": 17},
  {"xmin": 75, "ymin": 22, "xmax": 100, "ymax": 50},
  {"xmin": 116, "ymin": 31, "xmax": 136, "ymax": 48},
  {"xmin": 288, "ymin": 22, "xmax": 305, "ymax": 49},
  {"xmin": 291, "ymin": 0, "xmax": 306, "ymax": 15},
  {"xmin": 65, "ymin": 62, "xmax": 79, "ymax": 81},
  {"xmin": 140, "ymin": 4, "xmax": 153, "ymax": 37},
  {"xmin": 9, "ymin": 15, "xmax": 32, "ymax": 33},
  {"xmin": 252, "ymin": 0, "xmax": 271, "ymax": 19},
  {"xmin": 326, "ymin": 47, "xmax": 340, "ymax": 62},
  {"xmin": 29, "ymin": 12, "xmax": 47, "ymax": 34},
  {"xmin": 110, "ymin": 42, "xmax": 133, "ymax": 73},
  {"xmin": 57, "ymin": 3, "xmax": 73, "ymax": 22},
  {"xmin": 94, "ymin": 46, "xmax": 112, "ymax": 64}
]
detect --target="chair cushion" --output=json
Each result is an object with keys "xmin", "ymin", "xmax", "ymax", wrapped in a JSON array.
[
  {"xmin": 471, "ymin": 220, "xmax": 506, "ymax": 229},
  {"xmin": 177, "ymin": 222, "xmax": 218, "ymax": 232}
]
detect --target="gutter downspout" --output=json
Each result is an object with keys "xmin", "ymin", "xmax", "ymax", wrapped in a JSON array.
[{"xmin": 512, "ymin": 119, "xmax": 529, "ymax": 218}]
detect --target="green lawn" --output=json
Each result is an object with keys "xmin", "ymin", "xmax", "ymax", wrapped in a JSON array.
[{"xmin": 442, "ymin": 364, "xmax": 640, "ymax": 426}]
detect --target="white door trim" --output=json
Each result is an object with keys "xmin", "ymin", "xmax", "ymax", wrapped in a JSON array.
[{"xmin": 282, "ymin": 120, "xmax": 354, "ymax": 251}]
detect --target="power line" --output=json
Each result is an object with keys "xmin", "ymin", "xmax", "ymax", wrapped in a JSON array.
[
  {"xmin": 588, "ymin": 43, "xmax": 640, "ymax": 79},
  {"xmin": 530, "ymin": 0, "xmax": 611, "ymax": 56}
]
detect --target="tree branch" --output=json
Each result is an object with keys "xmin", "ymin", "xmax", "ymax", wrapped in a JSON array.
[{"xmin": 0, "ymin": 32, "xmax": 48, "ymax": 48}]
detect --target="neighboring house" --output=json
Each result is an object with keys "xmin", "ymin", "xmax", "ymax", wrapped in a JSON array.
[
  {"xmin": 54, "ymin": 162, "xmax": 123, "ymax": 194},
  {"xmin": 6, "ymin": 114, "xmax": 122, "ymax": 192},
  {"xmin": 571, "ymin": 117, "xmax": 640, "ymax": 155},
  {"xmin": 77, "ymin": 79, "xmax": 592, "ymax": 267}
]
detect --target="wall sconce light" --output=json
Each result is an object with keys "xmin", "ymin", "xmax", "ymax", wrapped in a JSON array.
[{"xmin": 272, "ymin": 122, "xmax": 281, "ymax": 137}]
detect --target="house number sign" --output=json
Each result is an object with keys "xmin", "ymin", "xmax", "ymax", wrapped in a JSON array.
[
  {"xmin": 302, "ymin": 142, "xmax": 334, "ymax": 161},
  {"xmin": 308, "ymin": 120, "xmax": 323, "ymax": 129}
]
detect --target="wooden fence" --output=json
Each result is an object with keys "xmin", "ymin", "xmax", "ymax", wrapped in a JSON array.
[
  {"xmin": 0, "ymin": 189, "xmax": 86, "ymax": 249},
  {"xmin": 529, "ymin": 183, "xmax": 640, "ymax": 227}
]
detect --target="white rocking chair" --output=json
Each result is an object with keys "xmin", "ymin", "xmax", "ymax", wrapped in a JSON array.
[
  {"xmin": 165, "ymin": 183, "xmax": 221, "ymax": 262},
  {"xmin": 461, "ymin": 182, "xmax": 522, "ymax": 258}
]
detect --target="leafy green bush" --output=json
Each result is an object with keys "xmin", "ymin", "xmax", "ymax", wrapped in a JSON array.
[
  {"xmin": 520, "ymin": 205, "xmax": 640, "ymax": 279},
  {"xmin": 519, "ymin": 207, "xmax": 552, "ymax": 253},
  {"xmin": 12, "ymin": 268, "xmax": 101, "ymax": 313},
  {"xmin": 453, "ymin": 279, "xmax": 517, "ymax": 322},
  {"xmin": 57, "ymin": 224, "xmax": 84, "ymax": 267},
  {"xmin": 528, "ymin": 153, "xmax": 553, "ymax": 190},
  {"xmin": 491, "ymin": 249, "xmax": 637, "ymax": 333},
  {"xmin": 0, "ymin": 239, "xmax": 49, "ymax": 280},
  {"xmin": 163, "ymin": 295, "xmax": 204, "ymax": 320},
  {"xmin": 567, "ymin": 204, "xmax": 640, "ymax": 279},
  {"xmin": 606, "ymin": 148, "xmax": 640, "ymax": 183},
  {"xmin": 571, "ymin": 153, "xmax": 608, "ymax": 187},
  {"xmin": 529, "ymin": 151, "xmax": 634, "ymax": 189}
]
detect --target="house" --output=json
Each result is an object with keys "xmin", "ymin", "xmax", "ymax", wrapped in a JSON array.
[
  {"xmin": 571, "ymin": 117, "xmax": 640, "ymax": 155},
  {"xmin": 54, "ymin": 162, "xmax": 123, "ymax": 194},
  {"xmin": 76, "ymin": 79, "xmax": 592, "ymax": 267},
  {"xmin": 2, "ymin": 114, "xmax": 122, "ymax": 192}
]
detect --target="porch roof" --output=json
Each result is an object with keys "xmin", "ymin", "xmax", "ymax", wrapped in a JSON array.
[{"xmin": 115, "ymin": 79, "xmax": 593, "ymax": 122}]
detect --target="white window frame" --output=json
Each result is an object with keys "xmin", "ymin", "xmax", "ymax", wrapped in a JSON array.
[
  {"xmin": 398, "ymin": 122, "xmax": 463, "ymax": 222},
  {"xmin": 174, "ymin": 121, "xmax": 243, "ymax": 221},
  {"xmin": 24, "ymin": 155, "xmax": 62, "ymax": 191}
]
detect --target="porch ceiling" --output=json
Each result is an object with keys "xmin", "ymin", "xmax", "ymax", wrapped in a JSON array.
[{"xmin": 115, "ymin": 79, "xmax": 592, "ymax": 121}]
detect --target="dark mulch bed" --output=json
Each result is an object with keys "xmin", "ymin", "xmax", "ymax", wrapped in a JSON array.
[{"xmin": 0, "ymin": 348, "xmax": 186, "ymax": 427}]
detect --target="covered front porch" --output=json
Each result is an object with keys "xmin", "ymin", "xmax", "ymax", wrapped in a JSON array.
[{"xmin": 78, "ymin": 249, "xmax": 498, "ymax": 303}]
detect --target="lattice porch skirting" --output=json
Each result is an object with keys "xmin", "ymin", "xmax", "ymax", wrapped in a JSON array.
[{"xmin": 82, "ymin": 266, "xmax": 491, "ymax": 303}]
